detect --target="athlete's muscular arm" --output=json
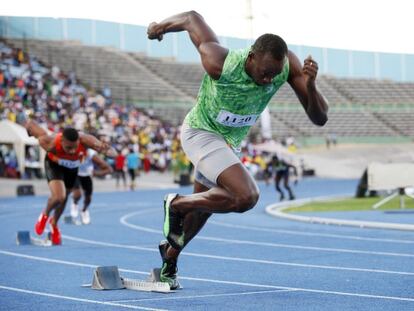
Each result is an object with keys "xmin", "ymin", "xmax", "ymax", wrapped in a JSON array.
[
  {"xmin": 25, "ymin": 120, "xmax": 55, "ymax": 151},
  {"xmin": 25, "ymin": 119, "xmax": 48, "ymax": 138},
  {"xmin": 287, "ymin": 162, "xmax": 298, "ymax": 177},
  {"xmin": 79, "ymin": 133, "xmax": 117, "ymax": 158},
  {"xmin": 147, "ymin": 11, "xmax": 228, "ymax": 79},
  {"xmin": 287, "ymin": 51, "xmax": 329, "ymax": 126},
  {"xmin": 91, "ymin": 154, "xmax": 113, "ymax": 177}
]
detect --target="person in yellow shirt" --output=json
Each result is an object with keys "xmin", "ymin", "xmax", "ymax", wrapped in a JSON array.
[{"xmin": 8, "ymin": 111, "xmax": 16, "ymax": 123}]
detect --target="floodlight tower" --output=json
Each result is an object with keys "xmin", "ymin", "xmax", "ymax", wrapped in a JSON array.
[
  {"xmin": 246, "ymin": 0, "xmax": 272, "ymax": 140},
  {"xmin": 246, "ymin": 0, "xmax": 254, "ymax": 44}
]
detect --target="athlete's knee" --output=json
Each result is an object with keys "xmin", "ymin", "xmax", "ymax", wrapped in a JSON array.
[
  {"xmin": 234, "ymin": 189, "xmax": 259, "ymax": 213},
  {"xmin": 50, "ymin": 194, "xmax": 66, "ymax": 206},
  {"xmin": 201, "ymin": 211, "xmax": 213, "ymax": 221}
]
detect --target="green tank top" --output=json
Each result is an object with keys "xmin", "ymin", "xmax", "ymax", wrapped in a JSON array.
[{"xmin": 185, "ymin": 47, "xmax": 290, "ymax": 147}]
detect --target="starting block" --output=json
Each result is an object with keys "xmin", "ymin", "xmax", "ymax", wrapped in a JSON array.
[
  {"xmin": 64, "ymin": 215, "xmax": 81, "ymax": 225},
  {"xmin": 16, "ymin": 230, "xmax": 52, "ymax": 247},
  {"xmin": 82, "ymin": 266, "xmax": 175, "ymax": 293}
]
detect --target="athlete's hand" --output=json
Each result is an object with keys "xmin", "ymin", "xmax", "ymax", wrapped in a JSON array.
[
  {"xmin": 147, "ymin": 22, "xmax": 164, "ymax": 41},
  {"xmin": 93, "ymin": 170, "xmax": 107, "ymax": 177},
  {"xmin": 303, "ymin": 55, "xmax": 318, "ymax": 86},
  {"xmin": 104, "ymin": 146, "xmax": 117, "ymax": 158},
  {"xmin": 97, "ymin": 141, "xmax": 116, "ymax": 158}
]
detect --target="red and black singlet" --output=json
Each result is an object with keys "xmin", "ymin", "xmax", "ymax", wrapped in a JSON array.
[{"xmin": 47, "ymin": 133, "xmax": 86, "ymax": 169}]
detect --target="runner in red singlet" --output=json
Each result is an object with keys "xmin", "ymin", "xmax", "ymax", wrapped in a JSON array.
[{"xmin": 25, "ymin": 120, "xmax": 117, "ymax": 245}]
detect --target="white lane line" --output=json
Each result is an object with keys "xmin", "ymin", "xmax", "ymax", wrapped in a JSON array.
[
  {"xmin": 195, "ymin": 236, "xmax": 414, "ymax": 258},
  {"xmin": 0, "ymin": 202, "xmax": 153, "ymax": 219},
  {"xmin": 111, "ymin": 289, "xmax": 298, "ymax": 303},
  {"xmin": 61, "ymin": 235, "xmax": 414, "ymax": 276},
  {"xmin": 209, "ymin": 220, "xmax": 414, "ymax": 244},
  {"xmin": 178, "ymin": 276, "xmax": 414, "ymax": 303},
  {"xmin": 120, "ymin": 212, "xmax": 414, "ymax": 258},
  {"xmin": 0, "ymin": 285, "xmax": 166, "ymax": 311},
  {"xmin": 63, "ymin": 235, "xmax": 156, "ymax": 252},
  {"xmin": 1, "ymin": 250, "xmax": 413, "ymax": 303},
  {"xmin": 0, "ymin": 250, "xmax": 100, "ymax": 268}
]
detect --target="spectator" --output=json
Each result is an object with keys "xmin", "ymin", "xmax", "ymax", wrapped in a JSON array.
[
  {"xmin": 114, "ymin": 151, "xmax": 127, "ymax": 189},
  {"xmin": 126, "ymin": 147, "xmax": 141, "ymax": 190}
]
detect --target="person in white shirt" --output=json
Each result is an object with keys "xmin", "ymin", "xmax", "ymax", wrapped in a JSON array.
[{"xmin": 70, "ymin": 148, "xmax": 112, "ymax": 224}]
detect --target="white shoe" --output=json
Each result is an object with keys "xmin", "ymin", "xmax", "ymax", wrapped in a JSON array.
[
  {"xmin": 80, "ymin": 210, "xmax": 91, "ymax": 225},
  {"xmin": 70, "ymin": 203, "xmax": 79, "ymax": 218}
]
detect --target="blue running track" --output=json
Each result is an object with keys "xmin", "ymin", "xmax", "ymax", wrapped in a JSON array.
[{"xmin": 1, "ymin": 177, "xmax": 414, "ymax": 311}]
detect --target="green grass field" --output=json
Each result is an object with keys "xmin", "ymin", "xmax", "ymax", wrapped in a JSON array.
[{"xmin": 285, "ymin": 196, "xmax": 414, "ymax": 213}]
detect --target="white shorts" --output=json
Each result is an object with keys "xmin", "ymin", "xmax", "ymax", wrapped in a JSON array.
[{"xmin": 180, "ymin": 122, "xmax": 241, "ymax": 188}]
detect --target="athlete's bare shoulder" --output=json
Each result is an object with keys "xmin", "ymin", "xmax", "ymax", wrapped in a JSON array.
[
  {"xmin": 38, "ymin": 134, "xmax": 56, "ymax": 152},
  {"xmin": 198, "ymin": 42, "xmax": 229, "ymax": 79}
]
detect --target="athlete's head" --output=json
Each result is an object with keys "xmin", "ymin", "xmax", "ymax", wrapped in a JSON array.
[
  {"xmin": 62, "ymin": 127, "xmax": 79, "ymax": 154},
  {"xmin": 246, "ymin": 34, "xmax": 288, "ymax": 86},
  {"xmin": 272, "ymin": 155, "xmax": 280, "ymax": 163}
]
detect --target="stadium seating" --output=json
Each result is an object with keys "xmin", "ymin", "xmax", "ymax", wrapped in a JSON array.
[
  {"xmin": 7, "ymin": 39, "xmax": 192, "ymax": 103},
  {"xmin": 3, "ymin": 38, "xmax": 414, "ymax": 141}
]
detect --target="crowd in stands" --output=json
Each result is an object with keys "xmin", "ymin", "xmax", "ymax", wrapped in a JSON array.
[
  {"xmin": 0, "ymin": 41, "xmax": 294, "ymax": 184},
  {"xmin": 0, "ymin": 41, "xmax": 193, "ymax": 180}
]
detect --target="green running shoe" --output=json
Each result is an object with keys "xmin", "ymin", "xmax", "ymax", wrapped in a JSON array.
[
  {"xmin": 159, "ymin": 240, "xmax": 181, "ymax": 290},
  {"xmin": 163, "ymin": 193, "xmax": 184, "ymax": 250}
]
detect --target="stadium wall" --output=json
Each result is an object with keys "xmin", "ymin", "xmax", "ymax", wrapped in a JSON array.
[{"xmin": 1, "ymin": 15, "xmax": 414, "ymax": 82}]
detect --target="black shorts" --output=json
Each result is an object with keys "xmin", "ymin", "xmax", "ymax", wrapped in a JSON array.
[
  {"xmin": 275, "ymin": 169, "xmax": 289, "ymax": 178},
  {"xmin": 73, "ymin": 175, "xmax": 93, "ymax": 196},
  {"xmin": 44, "ymin": 157, "xmax": 78, "ymax": 189}
]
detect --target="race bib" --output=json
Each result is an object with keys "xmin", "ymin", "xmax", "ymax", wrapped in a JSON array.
[
  {"xmin": 57, "ymin": 158, "xmax": 80, "ymax": 169},
  {"xmin": 216, "ymin": 110, "xmax": 258, "ymax": 127}
]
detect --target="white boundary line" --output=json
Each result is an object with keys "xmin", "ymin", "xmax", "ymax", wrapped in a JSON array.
[
  {"xmin": 265, "ymin": 195, "xmax": 414, "ymax": 231},
  {"xmin": 1, "ymin": 250, "xmax": 413, "ymax": 303},
  {"xmin": 119, "ymin": 210, "xmax": 414, "ymax": 258},
  {"xmin": 111, "ymin": 289, "xmax": 298, "ymax": 303},
  {"xmin": 208, "ymin": 220, "xmax": 414, "ymax": 244},
  {"xmin": 61, "ymin": 235, "xmax": 414, "ymax": 276},
  {"xmin": 0, "ymin": 285, "xmax": 166, "ymax": 311}
]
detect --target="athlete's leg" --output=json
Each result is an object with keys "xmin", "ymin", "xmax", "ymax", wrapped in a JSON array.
[
  {"xmin": 35, "ymin": 180, "xmax": 66, "ymax": 235},
  {"xmin": 160, "ymin": 180, "xmax": 212, "ymax": 289},
  {"xmin": 80, "ymin": 176, "xmax": 93, "ymax": 211},
  {"xmin": 274, "ymin": 174, "xmax": 284, "ymax": 200},
  {"xmin": 50, "ymin": 187, "xmax": 71, "ymax": 224},
  {"xmin": 46, "ymin": 184, "xmax": 70, "ymax": 245},
  {"xmin": 283, "ymin": 174, "xmax": 295, "ymax": 200},
  {"xmin": 36, "ymin": 158, "xmax": 66, "ymax": 235},
  {"xmin": 52, "ymin": 168, "xmax": 77, "ymax": 223},
  {"xmin": 70, "ymin": 189, "xmax": 81, "ymax": 218},
  {"xmin": 166, "ymin": 181, "xmax": 211, "ymax": 259},
  {"xmin": 171, "ymin": 163, "xmax": 259, "ymax": 215},
  {"xmin": 163, "ymin": 124, "xmax": 258, "ymax": 251},
  {"xmin": 45, "ymin": 180, "xmax": 67, "ymax": 217},
  {"xmin": 72, "ymin": 188, "xmax": 81, "ymax": 204},
  {"xmin": 70, "ymin": 178, "xmax": 81, "ymax": 218},
  {"xmin": 83, "ymin": 193, "xmax": 92, "ymax": 211}
]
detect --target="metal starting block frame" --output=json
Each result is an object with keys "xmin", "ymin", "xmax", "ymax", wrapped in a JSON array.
[
  {"xmin": 16, "ymin": 230, "xmax": 52, "ymax": 247},
  {"xmin": 83, "ymin": 266, "xmax": 176, "ymax": 293},
  {"xmin": 64, "ymin": 215, "xmax": 82, "ymax": 225}
]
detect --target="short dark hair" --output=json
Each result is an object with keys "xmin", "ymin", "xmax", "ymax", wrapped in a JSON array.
[
  {"xmin": 252, "ymin": 34, "xmax": 288, "ymax": 60},
  {"xmin": 62, "ymin": 127, "xmax": 79, "ymax": 142},
  {"xmin": 272, "ymin": 155, "xmax": 279, "ymax": 162}
]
